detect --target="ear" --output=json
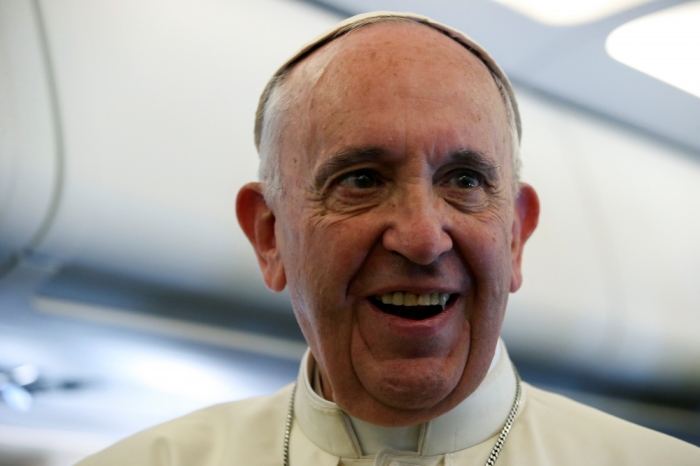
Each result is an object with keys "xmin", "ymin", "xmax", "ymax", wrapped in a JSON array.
[
  {"xmin": 510, "ymin": 183, "xmax": 540, "ymax": 293},
  {"xmin": 236, "ymin": 183, "xmax": 287, "ymax": 292}
]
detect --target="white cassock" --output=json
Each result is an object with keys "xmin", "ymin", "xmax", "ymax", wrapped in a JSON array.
[{"xmin": 76, "ymin": 341, "xmax": 700, "ymax": 465}]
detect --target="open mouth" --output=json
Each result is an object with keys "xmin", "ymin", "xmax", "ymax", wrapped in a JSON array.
[{"xmin": 369, "ymin": 292, "xmax": 454, "ymax": 321}]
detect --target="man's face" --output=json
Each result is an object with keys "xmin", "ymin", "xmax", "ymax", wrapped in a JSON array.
[{"xmin": 247, "ymin": 23, "xmax": 537, "ymax": 426}]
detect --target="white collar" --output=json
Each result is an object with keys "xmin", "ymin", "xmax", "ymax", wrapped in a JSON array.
[{"xmin": 294, "ymin": 339, "xmax": 517, "ymax": 459}]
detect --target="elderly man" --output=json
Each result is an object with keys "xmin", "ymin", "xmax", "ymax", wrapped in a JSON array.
[{"xmin": 78, "ymin": 12, "xmax": 700, "ymax": 466}]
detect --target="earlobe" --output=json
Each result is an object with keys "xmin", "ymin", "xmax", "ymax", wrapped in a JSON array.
[
  {"xmin": 510, "ymin": 183, "xmax": 540, "ymax": 292},
  {"xmin": 236, "ymin": 183, "xmax": 287, "ymax": 292}
]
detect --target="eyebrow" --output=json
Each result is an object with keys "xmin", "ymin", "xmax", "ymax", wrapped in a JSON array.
[{"xmin": 313, "ymin": 147, "xmax": 386, "ymax": 190}]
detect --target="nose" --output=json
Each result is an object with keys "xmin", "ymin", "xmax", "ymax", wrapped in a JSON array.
[{"xmin": 381, "ymin": 187, "xmax": 453, "ymax": 265}]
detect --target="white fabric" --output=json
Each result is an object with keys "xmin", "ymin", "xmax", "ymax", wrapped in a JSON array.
[{"xmin": 75, "ymin": 342, "xmax": 700, "ymax": 465}]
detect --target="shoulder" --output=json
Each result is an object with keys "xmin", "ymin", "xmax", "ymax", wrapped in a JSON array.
[
  {"xmin": 504, "ymin": 382, "xmax": 700, "ymax": 465},
  {"xmin": 75, "ymin": 383, "xmax": 294, "ymax": 466}
]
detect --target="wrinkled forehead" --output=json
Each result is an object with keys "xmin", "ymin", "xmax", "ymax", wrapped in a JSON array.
[
  {"xmin": 283, "ymin": 22, "xmax": 512, "ymax": 169},
  {"xmin": 254, "ymin": 11, "xmax": 520, "ymax": 151}
]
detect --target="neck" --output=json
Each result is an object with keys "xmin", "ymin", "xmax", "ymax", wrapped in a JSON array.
[{"xmin": 295, "ymin": 339, "xmax": 518, "ymax": 457}]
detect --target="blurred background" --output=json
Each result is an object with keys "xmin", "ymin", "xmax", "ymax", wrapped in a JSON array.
[{"xmin": 1, "ymin": 0, "xmax": 699, "ymax": 464}]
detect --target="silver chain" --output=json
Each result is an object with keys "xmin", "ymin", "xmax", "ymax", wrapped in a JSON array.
[
  {"xmin": 485, "ymin": 364, "xmax": 522, "ymax": 466},
  {"xmin": 283, "ymin": 382, "xmax": 296, "ymax": 466},
  {"xmin": 283, "ymin": 365, "xmax": 522, "ymax": 466}
]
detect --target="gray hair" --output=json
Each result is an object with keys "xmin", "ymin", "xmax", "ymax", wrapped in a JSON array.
[{"xmin": 255, "ymin": 15, "xmax": 522, "ymax": 203}]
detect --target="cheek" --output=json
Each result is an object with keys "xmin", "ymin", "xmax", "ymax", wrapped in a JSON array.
[
  {"xmin": 454, "ymin": 216, "xmax": 513, "ymax": 289},
  {"xmin": 308, "ymin": 213, "xmax": 377, "ymax": 268},
  {"xmin": 284, "ymin": 213, "xmax": 375, "ymax": 323}
]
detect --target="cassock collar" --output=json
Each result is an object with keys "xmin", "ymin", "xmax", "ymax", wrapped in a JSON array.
[{"xmin": 294, "ymin": 339, "xmax": 517, "ymax": 459}]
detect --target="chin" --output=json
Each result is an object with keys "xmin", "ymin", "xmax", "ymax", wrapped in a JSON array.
[{"xmin": 364, "ymin": 361, "xmax": 462, "ymax": 412}]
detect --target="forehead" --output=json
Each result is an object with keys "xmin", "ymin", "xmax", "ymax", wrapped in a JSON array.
[{"xmin": 282, "ymin": 22, "xmax": 511, "ymax": 172}]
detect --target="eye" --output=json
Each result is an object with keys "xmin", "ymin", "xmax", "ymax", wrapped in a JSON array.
[
  {"xmin": 337, "ymin": 169, "xmax": 381, "ymax": 189},
  {"xmin": 444, "ymin": 169, "xmax": 482, "ymax": 189}
]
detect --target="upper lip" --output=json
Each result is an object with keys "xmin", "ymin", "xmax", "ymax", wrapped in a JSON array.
[{"xmin": 364, "ymin": 283, "xmax": 461, "ymax": 297}]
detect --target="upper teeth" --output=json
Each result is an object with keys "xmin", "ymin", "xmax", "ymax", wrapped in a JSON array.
[{"xmin": 377, "ymin": 292, "xmax": 450, "ymax": 306}]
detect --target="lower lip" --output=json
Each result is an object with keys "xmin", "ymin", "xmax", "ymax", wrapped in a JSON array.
[{"xmin": 365, "ymin": 297, "xmax": 459, "ymax": 338}]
